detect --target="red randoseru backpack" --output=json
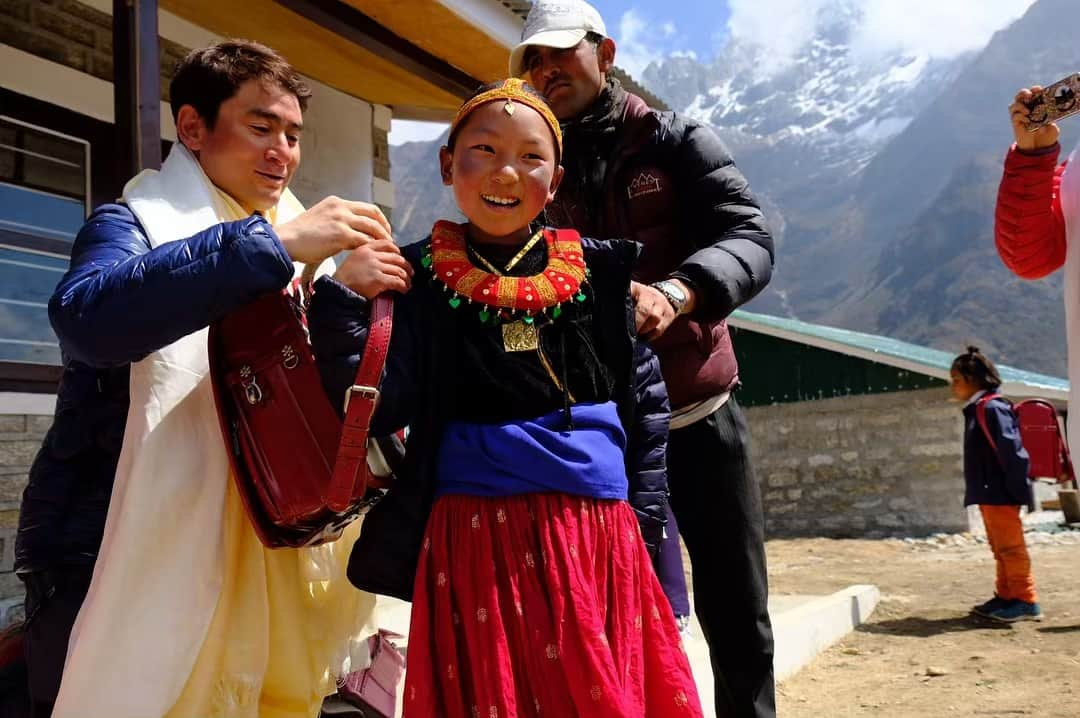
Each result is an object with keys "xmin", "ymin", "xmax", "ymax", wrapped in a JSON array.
[
  {"xmin": 975, "ymin": 395, "xmax": 1075, "ymax": 482},
  {"xmin": 209, "ymin": 279, "xmax": 394, "ymax": 549}
]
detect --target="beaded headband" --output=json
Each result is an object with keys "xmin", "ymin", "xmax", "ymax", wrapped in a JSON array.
[{"xmin": 448, "ymin": 78, "xmax": 563, "ymax": 159}]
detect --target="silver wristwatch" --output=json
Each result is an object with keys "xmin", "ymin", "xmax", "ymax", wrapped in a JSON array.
[{"xmin": 651, "ymin": 279, "xmax": 689, "ymax": 315}]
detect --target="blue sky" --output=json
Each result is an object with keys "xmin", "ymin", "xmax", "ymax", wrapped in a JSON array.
[{"xmin": 587, "ymin": 0, "xmax": 731, "ymax": 76}]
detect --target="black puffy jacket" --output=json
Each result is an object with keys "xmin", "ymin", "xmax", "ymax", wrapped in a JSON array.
[
  {"xmin": 549, "ymin": 86, "xmax": 775, "ymax": 408},
  {"xmin": 308, "ymin": 236, "xmax": 670, "ymax": 601},
  {"xmin": 15, "ymin": 204, "xmax": 293, "ymax": 573}
]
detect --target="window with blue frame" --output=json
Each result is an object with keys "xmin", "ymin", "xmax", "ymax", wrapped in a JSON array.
[{"xmin": 0, "ymin": 116, "xmax": 89, "ymax": 366}]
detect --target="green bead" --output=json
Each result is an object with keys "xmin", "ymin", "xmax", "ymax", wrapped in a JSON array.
[
  {"xmin": 420, "ymin": 254, "xmax": 432, "ymax": 268},
  {"xmin": 575, "ymin": 292, "xmax": 586, "ymax": 302},
  {"xmin": 448, "ymin": 296, "xmax": 462, "ymax": 309},
  {"xmin": 523, "ymin": 315, "xmax": 535, "ymax": 325},
  {"xmin": 478, "ymin": 309, "xmax": 490, "ymax": 323},
  {"xmin": 552, "ymin": 305, "xmax": 562, "ymax": 318}
]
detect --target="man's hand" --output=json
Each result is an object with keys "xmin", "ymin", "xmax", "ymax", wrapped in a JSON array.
[
  {"xmin": 276, "ymin": 196, "xmax": 393, "ymax": 265},
  {"xmin": 631, "ymin": 279, "xmax": 698, "ymax": 340},
  {"xmin": 334, "ymin": 240, "xmax": 413, "ymax": 299},
  {"xmin": 1011, "ymin": 87, "xmax": 1060, "ymax": 152},
  {"xmin": 631, "ymin": 281, "xmax": 676, "ymax": 340}
]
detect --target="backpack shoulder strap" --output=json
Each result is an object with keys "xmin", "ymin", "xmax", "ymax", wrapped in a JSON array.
[
  {"xmin": 974, "ymin": 393, "xmax": 1005, "ymax": 469},
  {"xmin": 327, "ymin": 293, "xmax": 394, "ymax": 511}
]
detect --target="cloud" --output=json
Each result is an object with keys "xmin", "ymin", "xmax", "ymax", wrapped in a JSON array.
[
  {"xmin": 726, "ymin": 0, "xmax": 822, "ymax": 74},
  {"xmin": 726, "ymin": 0, "xmax": 1037, "ymax": 74},
  {"xmin": 850, "ymin": 0, "xmax": 1038, "ymax": 60},
  {"xmin": 389, "ymin": 120, "xmax": 448, "ymax": 146},
  {"xmin": 613, "ymin": 9, "xmax": 667, "ymax": 79}
]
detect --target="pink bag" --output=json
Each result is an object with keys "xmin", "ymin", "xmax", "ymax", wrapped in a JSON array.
[{"xmin": 338, "ymin": 629, "xmax": 405, "ymax": 717}]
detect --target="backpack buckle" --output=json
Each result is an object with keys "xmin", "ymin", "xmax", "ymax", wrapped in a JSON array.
[{"xmin": 343, "ymin": 384, "xmax": 380, "ymax": 414}]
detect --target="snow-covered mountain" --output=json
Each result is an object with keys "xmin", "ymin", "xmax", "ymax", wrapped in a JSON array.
[{"xmin": 645, "ymin": 4, "xmax": 966, "ymax": 190}]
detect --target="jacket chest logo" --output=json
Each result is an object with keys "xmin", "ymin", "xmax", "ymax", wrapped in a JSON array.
[{"xmin": 627, "ymin": 171, "xmax": 663, "ymax": 200}]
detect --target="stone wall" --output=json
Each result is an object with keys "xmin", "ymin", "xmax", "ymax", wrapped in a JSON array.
[
  {"xmin": 0, "ymin": 0, "xmax": 191, "ymax": 101},
  {"xmin": 746, "ymin": 387, "xmax": 969, "ymax": 538},
  {"xmin": 0, "ymin": 412, "xmax": 51, "ymax": 625},
  {"xmin": 373, "ymin": 121, "xmax": 392, "ymax": 222},
  {"xmin": 372, "ymin": 126, "xmax": 390, "ymax": 184}
]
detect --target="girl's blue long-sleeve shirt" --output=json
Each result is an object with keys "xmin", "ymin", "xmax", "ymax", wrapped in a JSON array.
[{"xmin": 962, "ymin": 396, "xmax": 1031, "ymax": 506}]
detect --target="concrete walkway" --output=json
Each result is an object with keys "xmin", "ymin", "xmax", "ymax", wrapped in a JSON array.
[{"xmin": 367, "ymin": 584, "xmax": 880, "ymax": 718}]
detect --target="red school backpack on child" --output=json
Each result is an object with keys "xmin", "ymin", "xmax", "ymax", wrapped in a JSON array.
[
  {"xmin": 208, "ymin": 275, "xmax": 395, "ymax": 549},
  {"xmin": 975, "ymin": 394, "xmax": 1075, "ymax": 482}
]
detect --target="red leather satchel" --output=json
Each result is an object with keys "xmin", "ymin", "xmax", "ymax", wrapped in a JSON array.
[{"xmin": 209, "ymin": 283, "xmax": 394, "ymax": 548}]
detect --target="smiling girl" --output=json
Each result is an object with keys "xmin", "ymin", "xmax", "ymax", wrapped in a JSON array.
[{"xmin": 308, "ymin": 79, "xmax": 702, "ymax": 717}]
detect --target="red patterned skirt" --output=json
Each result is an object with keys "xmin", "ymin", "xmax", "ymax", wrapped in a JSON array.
[{"xmin": 403, "ymin": 493, "xmax": 703, "ymax": 718}]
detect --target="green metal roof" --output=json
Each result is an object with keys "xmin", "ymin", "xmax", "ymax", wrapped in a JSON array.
[{"xmin": 728, "ymin": 310, "xmax": 1070, "ymax": 402}]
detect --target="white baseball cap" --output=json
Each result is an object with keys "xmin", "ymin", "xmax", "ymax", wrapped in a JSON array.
[{"xmin": 509, "ymin": 0, "xmax": 608, "ymax": 77}]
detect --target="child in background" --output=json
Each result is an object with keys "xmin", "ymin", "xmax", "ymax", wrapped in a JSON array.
[
  {"xmin": 309, "ymin": 78, "xmax": 702, "ymax": 717},
  {"xmin": 950, "ymin": 347, "xmax": 1041, "ymax": 622}
]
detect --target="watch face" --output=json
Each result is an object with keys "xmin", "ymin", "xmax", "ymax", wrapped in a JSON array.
[{"xmin": 662, "ymin": 281, "xmax": 686, "ymax": 302}]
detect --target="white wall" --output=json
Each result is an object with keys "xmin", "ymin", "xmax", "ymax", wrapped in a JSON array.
[{"xmin": 289, "ymin": 78, "xmax": 375, "ymax": 208}]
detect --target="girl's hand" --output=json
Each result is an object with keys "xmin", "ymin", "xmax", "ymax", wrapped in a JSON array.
[
  {"xmin": 333, "ymin": 240, "xmax": 413, "ymax": 299},
  {"xmin": 1010, "ymin": 86, "xmax": 1060, "ymax": 152}
]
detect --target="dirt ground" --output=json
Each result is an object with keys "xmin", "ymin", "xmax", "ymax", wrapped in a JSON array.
[{"xmin": 767, "ymin": 530, "xmax": 1080, "ymax": 717}]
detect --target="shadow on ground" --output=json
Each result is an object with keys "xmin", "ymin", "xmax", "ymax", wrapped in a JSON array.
[
  {"xmin": 1037, "ymin": 623, "xmax": 1080, "ymax": 634},
  {"xmin": 857, "ymin": 614, "xmax": 1012, "ymax": 638}
]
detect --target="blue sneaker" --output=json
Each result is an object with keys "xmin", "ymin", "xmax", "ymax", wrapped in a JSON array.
[
  {"xmin": 986, "ymin": 599, "xmax": 1042, "ymax": 623},
  {"xmin": 972, "ymin": 596, "xmax": 1008, "ymax": 617}
]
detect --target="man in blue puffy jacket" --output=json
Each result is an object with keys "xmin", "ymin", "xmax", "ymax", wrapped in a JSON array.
[{"xmin": 14, "ymin": 40, "xmax": 410, "ymax": 717}]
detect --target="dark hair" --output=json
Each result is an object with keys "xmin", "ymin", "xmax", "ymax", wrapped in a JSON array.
[
  {"xmin": 446, "ymin": 80, "xmax": 560, "ymax": 162},
  {"xmin": 951, "ymin": 346, "xmax": 1002, "ymax": 390},
  {"xmin": 583, "ymin": 31, "xmax": 606, "ymax": 48},
  {"xmin": 169, "ymin": 39, "xmax": 312, "ymax": 128}
]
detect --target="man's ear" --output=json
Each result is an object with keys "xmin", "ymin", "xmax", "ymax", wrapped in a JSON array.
[
  {"xmin": 547, "ymin": 164, "xmax": 565, "ymax": 203},
  {"xmin": 175, "ymin": 104, "xmax": 208, "ymax": 152},
  {"xmin": 438, "ymin": 146, "xmax": 453, "ymax": 186},
  {"xmin": 598, "ymin": 38, "xmax": 617, "ymax": 74}
]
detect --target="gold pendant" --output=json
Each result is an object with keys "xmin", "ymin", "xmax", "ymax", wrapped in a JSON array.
[{"xmin": 502, "ymin": 320, "xmax": 539, "ymax": 352}]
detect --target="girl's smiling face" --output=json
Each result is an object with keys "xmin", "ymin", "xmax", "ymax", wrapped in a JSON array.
[{"xmin": 440, "ymin": 100, "xmax": 563, "ymax": 246}]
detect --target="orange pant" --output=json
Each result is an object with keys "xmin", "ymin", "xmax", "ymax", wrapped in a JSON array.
[{"xmin": 980, "ymin": 505, "xmax": 1038, "ymax": 603}]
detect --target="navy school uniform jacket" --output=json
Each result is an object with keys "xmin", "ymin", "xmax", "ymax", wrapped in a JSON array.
[{"xmin": 962, "ymin": 395, "xmax": 1031, "ymax": 507}]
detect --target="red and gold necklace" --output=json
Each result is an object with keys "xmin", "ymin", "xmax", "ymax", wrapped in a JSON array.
[{"xmin": 423, "ymin": 220, "xmax": 588, "ymax": 324}]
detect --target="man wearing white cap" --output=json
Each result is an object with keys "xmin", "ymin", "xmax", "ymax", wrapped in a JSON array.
[{"xmin": 513, "ymin": 3, "xmax": 777, "ymax": 717}]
